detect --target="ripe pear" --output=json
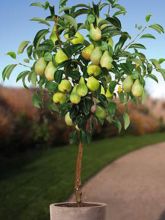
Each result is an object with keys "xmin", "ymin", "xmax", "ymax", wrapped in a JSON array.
[
  {"xmin": 34, "ymin": 57, "xmax": 47, "ymax": 76},
  {"xmin": 55, "ymin": 49, "xmax": 68, "ymax": 64},
  {"xmin": 105, "ymin": 89, "xmax": 113, "ymax": 99},
  {"xmin": 53, "ymin": 92, "xmax": 66, "ymax": 104},
  {"xmin": 101, "ymin": 86, "xmax": 105, "ymax": 95},
  {"xmin": 95, "ymin": 106, "xmax": 106, "ymax": 120},
  {"xmin": 76, "ymin": 77, "xmax": 88, "ymax": 97},
  {"xmin": 108, "ymin": 38, "xmax": 114, "ymax": 47},
  {"xmin": 58, "ymin": 79, "xmax": 72, "ymax": 93},
  {"xmin": 87, "ymin": 64, "xmax": 101, "ymax": 77},
  {"xmin": 87, "ymin": 76, "xmax": 100, "ymax": 92},
  {"xmin": 89, "ymin": 24, "xmax": 102, "ymax": 41},
  {"xmin": 82, "ymin": 44, "xmax": 94, "ymax": 60},
  {"xmin": 50, "ymin": 26, "xmax": 58, "ymax": 44},
  {"xmin": 131, "ymin": 79, "xmax": 144, "ymax": 97},
  {"xmin": 70, "ymin": 32, "xmax": 84, "ymax": 44},
  {"xmin": 100, "ymin": 51, "xmax": 113, "ymax": 70},
  {"xmin": 65, "ymin": 112, "xmax": 73, "ymax": 126},
  {"xmin": 70, "ymin": 86, "xmax": 81, "ymax": 104},
  {"xmin": 122, "ymin": 75, "xmax": 134, "ymax": 93},
  {"xmin": 90, "ymin": 47, "xmax": 102, "ymax": 65},
  {"xmin": 45, "ymin": 62, "xmax": 56, "ymax": 81}
]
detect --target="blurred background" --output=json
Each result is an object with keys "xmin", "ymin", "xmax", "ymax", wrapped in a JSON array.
[{"xmin": 0, "ymin": 1, "xmax": 165, "ymax": 220}]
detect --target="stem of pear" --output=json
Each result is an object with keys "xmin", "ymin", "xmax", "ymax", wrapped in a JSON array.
[{"xmin": 74, "ymin": 141, "xmax": 83, "ymax": 206}]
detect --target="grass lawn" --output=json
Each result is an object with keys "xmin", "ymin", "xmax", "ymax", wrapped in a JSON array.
[{"xmin": 0, "ymin": 132, "xmax": 165, "ymax": 220}]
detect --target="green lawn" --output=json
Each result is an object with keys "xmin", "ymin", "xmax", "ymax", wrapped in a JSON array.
[{"xmin": 0, "ymin": 133, "xmax": 165, "ymax": 220}]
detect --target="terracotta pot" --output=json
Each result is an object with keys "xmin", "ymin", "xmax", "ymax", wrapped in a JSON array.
[{"xmin": 50, "ymin": 202, "xmax": 106, "ymax": 220}]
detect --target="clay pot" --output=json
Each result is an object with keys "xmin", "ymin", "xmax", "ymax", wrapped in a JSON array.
[{"xmin": 50, "ymin": 202, "xmax": 106, "ymax": 220}]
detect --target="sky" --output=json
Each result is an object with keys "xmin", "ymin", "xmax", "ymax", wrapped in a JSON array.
[{"xmin": 0, "ymin": 0, "xmax": 165, "ymax": 98}]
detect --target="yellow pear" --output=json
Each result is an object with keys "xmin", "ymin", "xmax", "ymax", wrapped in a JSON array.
[
  {"xmin": 131, "ymin": 79, "xmax": 144, "ymax": 97},
  {"xmin": 76, "ymin": 77, "xmax": 88, "ymax": 97},
  {"xmin": 70, "ymin": 32, "xmax": 84, "ymax": 44},
  {"xmin": 65, "ymin": 112, "xmax": 73, "ymax": 126},
  {"xmin": 34, "ymin": 57, "xmax": 47, "ymax": 76},
  {"xmin": 58, "ymin": 79, "xmax": 72, "ymax": 93},
  {"xmin": 81, "ymin": 44, "xmax": 94, "ymax": 60},
  {"xmin": 53, "ymin": 92, "xmax": 66, "ymax": 104},
  {"xmin": 70, "ymin": 86, "xmax": 81, "ymax": 104},
  {"xmin": 122, "ymin": 75, "xmax": 134, "ymax": 93},
  {"xmin": 100, "ymin": 51, "xmax": 113, "ymax": 70},
  {"xmin": 105, "ymin": 89, "xmax": 113, "ymax": 99},
  {"xmin": 55, "ymin": 49, "xmax": 68, "ymax": 64},
  {"xmin": 50, "ymin": 26, "xmax": 58, "ymax": 44},
  {"xmin": 87, "ymin": 64, "xmax": 101, "ymax": 77},
  {"xmin": 45, "ymin": 62, "xmax": 56, "ymax": 81},
  {"xmin": 87, "ymin": 76, "xmax": 100, "ymax": 92},
  {"xmin": 90, "ymin": 47, "xmax": 102, "ymax": 65},
  {"xmin": 89, "ymin": 24, "xmax": 102, "ymax": 41}
]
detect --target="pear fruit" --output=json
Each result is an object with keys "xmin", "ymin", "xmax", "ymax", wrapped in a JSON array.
[
  {"xmin": 45, "ymin": 62, "xmax": 56, "ymax": 81},
  {"xmin": 34, "ymin": 57, "xmax": 47, "ymax": 76},
  {"xmin": 108, "ymin": 38, "xmax": 114, "ymax": 48},
  {"xmin": 101, "ymin": 86, "xmax": 105, "ymax": 96},
  {"xmin": 55, "ymin": 49, "xmax": 68, "ymax": 64},
  {"xmin": 122, "ymin": 75, "xmax": 134, "ymax": 93},
  {"xmin": 87, "ymin": 76, "xmax": 100, "ymax": 92},
  {"xmin": 89, "ymin": 24, "xmax": 102, "ymax": 41},
  {"xmin": 53, "ymin": 92, "xmax": 66, "ymax": 104},
  {"xmin": 87, "ymin": 64, "xmax": 101, "ymax": 77},
  {"xmin": 70, "ymin": 32, "xmax": 84, "ymax": 44},
  {"xmin": 95, "ymin": 106, "xmax": 106, "ymax": 120},
  {"xmin": 100, "ymin": 51, "xmax": 113, "ymax": 70},
  {"xmin": 58, "ymin": 79, "xmax": 72, "ymax": 93},
  {"xmin": 76, "ymin": 77, "xmax": 88, "ymax": 97},
  {"xmin": 131, "ymin": 79, "xmax": 144, "ymax": 97},
  {"xmin": 90, "ymin": 47, "xmax": 102, "ymax": 65},
  {"xmin": 105, "ymin": 89, "xmax": 113, "ymax": 99},
  {"xmin": 50, "ymin": 26, "xmax": 58, "ymax": 44},
  {"xmin": 70, "ymin": 86, "xmax": 81, "ymax": 104},
  {"xmin": 65, "ymin": 112, "xmax": 73, "ymax": 126},
  {"xmin": 82, "ymin": 44, "xmax": 94, "ymax": 60}
]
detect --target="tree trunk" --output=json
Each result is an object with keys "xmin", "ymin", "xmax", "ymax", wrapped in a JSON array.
[{"xmin": 74, "ymin": 141, "xmax": 83, "ymax": 205}]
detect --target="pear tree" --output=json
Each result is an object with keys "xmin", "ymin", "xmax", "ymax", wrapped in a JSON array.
[{"xmin": 2, "ymin": 0, "xmax": 165, "ymax": 206}]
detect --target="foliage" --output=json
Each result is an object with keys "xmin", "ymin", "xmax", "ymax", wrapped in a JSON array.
[{"xmin": 2, "ymin": 0, "xmax": 165, "ymax": 144}]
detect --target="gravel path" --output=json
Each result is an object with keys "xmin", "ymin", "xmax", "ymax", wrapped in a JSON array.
[{"xmin": 79, "ymin": 142, "xmax": 165, "ymax": 220}]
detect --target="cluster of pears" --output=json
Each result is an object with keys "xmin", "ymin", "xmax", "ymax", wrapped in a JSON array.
[{"xmin": 122, "ymin": 75, "xmax": 144, "ymax": 97}]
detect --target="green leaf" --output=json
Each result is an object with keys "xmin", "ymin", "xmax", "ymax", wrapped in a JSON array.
[
  {"xmin": 140, "ymin": 33, "xmax": 156, "ymax": 39},
  {"xmin": 63, "ymin": 14, "xmax": 77, "ymax": 30},
  {"xmin": 129, "ymin": 43, "xmax": 146, "ymax": 49},
  {"xmin": 113, "ymin": 120, "xmax": 122, "ymax": 133},
  {"xmin": 59, "ymin": 0, "xmax": 68, "ymax": 11},
  {"xmin": 54, "ymin": 70, "xmax": 63, "ymax": 83},
  {"xmin": 87, "ymin": 14, "xmax": 95, "ymax": 24},
  {"xmin": 30, "ymin": 72, "xmax": 37, "ymax": 86},
  {"xmin": 6, "ymin": 51, "xmax": 16, "ymax": 59},
  {"xmin": 149, "ymin": 24, "xmax": 164, "ymax": 34},
  {"xmin": 146, "ymin": 74, "xmax": 158, "ymax": 83},
  {"xmin": 16, "ymin": 71, "xmax": 30, "ymax": 82},
  {"xmin": 23, "ymin": 58, "xmax": 30, "ymax": 63},
  {"xmin": 158, "ymin": 68, "xmax": 165, "ymax": 80},
  {"xmin": 31, "ymin": 17, "xmax": 50, "ymax": 26},
  {"xmin": 27, "ymin": 45, "xmax": 33, "ymax": 59},
  {"xmin": 159, "ymin": 58, "xmax": 165, "ymax": 64},
  {"xmin": 33, "ymin": 29, "xmax": 49, "ymax": 48},
  {"xmin": 30, "ymin": 2, "xmax": 43, "ymax": 8},
  {"xmin": 2, "ymin": 64, "xmax": 17, "ymax": 80},
  {"xmin": 106, "ymin": 16, "xmax": 121, "ymax": 29},
  {"xmin": 32, "ymin": 93, "xmax": 42, "ymax": 108},
  {"xmin": 18, "ymin": 41, "xmax": 30, "ymax": 54},
  {"xmin": 114, "ymin": 32, "xmax": 129, "ymax": 53},
  {"xmin": 108, "ymin": 102, "xmax": 116, "ymax": 117},
  {"xmin": 150, "ymin": 59, "xmax": 161, "ymax": 70},
  {"xmin": 123, "ymin": 112, "xmax": 130, "ymax": 130},
  {"xmin": 145, "ymin": 14, "xmax": 152, "ymax": 22},
  {"xmin": 45, "ymin": 81, "xmax": 58, "ymax": 92},
  {"xmin": 44, "ymin": 52, "xmax": 52, "ymax": 61}
]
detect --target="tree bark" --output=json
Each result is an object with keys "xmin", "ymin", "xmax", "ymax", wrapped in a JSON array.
[{"xmin": 74, "ymin": 141, "xmax": 83, "ymax": 205}]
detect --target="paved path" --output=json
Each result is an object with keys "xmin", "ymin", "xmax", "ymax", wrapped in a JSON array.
[{"xmin": 76, "ymin": 142, "xmax": 165, "ymax": 220}]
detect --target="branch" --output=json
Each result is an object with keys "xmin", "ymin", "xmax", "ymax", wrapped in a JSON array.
[{"xmin": 123, "ymin": 26, "xmax": 147, "ymax": 51}]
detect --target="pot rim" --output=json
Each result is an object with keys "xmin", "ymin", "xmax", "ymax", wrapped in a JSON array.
[{"xmin": 50, "ymin": 202, "xmax": 107, "ymax": 209}]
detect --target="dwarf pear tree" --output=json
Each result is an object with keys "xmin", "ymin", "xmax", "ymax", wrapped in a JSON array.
[{"xmin": 2, "ymin": 0, "xmax": 165, "ymax": 205}]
